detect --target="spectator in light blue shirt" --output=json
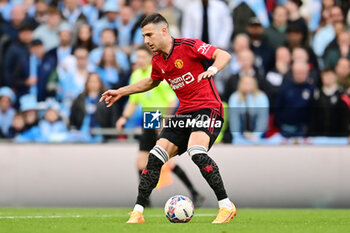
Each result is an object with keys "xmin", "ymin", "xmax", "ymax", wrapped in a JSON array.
[
  {"xmin": 61, "ymin": 0, "xmax": 85, "ymax": 25},
  {"xmin": 57, "ymin": 47, "xmax": 94, "ymax": 118},
  {"xmin": 36, "ymin": 99, "xmax": 68, "ymax": 143},
  {"xmin": 307, "ymin": 0, "xmax": 322, "ymax": 32},
  {"xmin": 81, "ymin": 0, "xmax": 104, "ymax": 26},
  {"xmin": 28, "ymin": 39, "xmax": 45, "ymax": 98},
  {"xmin": 0, "ymin": 0, "xmax": 14, "ymax": 22},
  {"xmin": 36, "ymin": 22, "xmax": 74, "ymax": 101},
  {"xmin": 0, "ymin": 87, "xmax": 16, "ymax": 138},
  {"xmin": 92, "ymin": 0, "xmax": 119, "ymax": 45},
  {"xmin": 33, "ymin": 6, "xmax": 62, "ymax": 51},
  {"xmin": 228, "ymin": 75, "xmax": 269, "ymax": 144},
  {"xmin": 15, "ymin": 94, "xmax": 40, "ymax": 142},
  {"xmin": 95, "ymin": 46, "xmax": 129, "ymax": 89},
  {"xmin": 61, "ymin": 0, "xmax": 87, "ymax": 42},
  {"xmin": 116, "ymin": 6, "xmax": 144, "ymax": 54},
  {"xmin": 311, "ymin": 7, "xmax": 336, "ymax": 58},
  {"xmin": 56, "ymin": 23, "xmax": 74, "ymax": 63},
  {"xmin": 89, "ymin": 28, "xmax": 130, "ymax": 73}
]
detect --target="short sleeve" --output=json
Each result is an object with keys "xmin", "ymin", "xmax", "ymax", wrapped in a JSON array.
[
  {"xmin": 151, "ymin": 58, "xmax": 164, "ymax": 81},
  {"xmin": 191, "ymin": 39, "xmax": 217, "ymax": 60}
]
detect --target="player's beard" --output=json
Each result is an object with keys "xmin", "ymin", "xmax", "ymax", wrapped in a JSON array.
[
  {"xmin": 149, "ymin": 45, "xmax": 157, "ymax": 52},
  {"xmin": 156, "ymin": 39, "xmax": 167, "ymax": 54},
  {"xmin": 150, "ymin": 41, "xmax": 161, "ymax": 53}
]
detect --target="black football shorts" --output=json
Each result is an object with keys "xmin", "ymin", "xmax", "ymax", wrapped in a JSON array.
[{"xmin": 159, "ymin": 108, "xmax": 223, "ymax": 155}]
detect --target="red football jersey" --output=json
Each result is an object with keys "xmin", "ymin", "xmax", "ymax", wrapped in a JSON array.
[{"xmin": 151, "ymin": 38, "xmax": 223, "ymax": 117}]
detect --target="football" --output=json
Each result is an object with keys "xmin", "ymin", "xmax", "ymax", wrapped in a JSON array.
[{"xmin": 164, "ymin": 195, "xmax": 194, "ymax": 223}]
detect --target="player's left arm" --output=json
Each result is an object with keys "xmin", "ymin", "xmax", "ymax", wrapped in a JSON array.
[{"xmin": 197, "ymin": 49, "xmax": 231, "ymax": 82}]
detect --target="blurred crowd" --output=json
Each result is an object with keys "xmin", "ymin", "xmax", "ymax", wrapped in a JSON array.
[{"xmin": 0, "ymin": 0, "xmax": 349, "ymax": 144}]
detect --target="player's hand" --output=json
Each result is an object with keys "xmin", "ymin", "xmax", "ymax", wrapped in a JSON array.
[
  {"xmin": 99, "ymin": 89, "xmax": 123, "ymax": 107},
  {"xmin": 197, "ymin": 70, "xmax": 215, "ymax": 82},
  {"xmin": 116, "ymin": 117, "xmax": 127, "ymax": 132}
]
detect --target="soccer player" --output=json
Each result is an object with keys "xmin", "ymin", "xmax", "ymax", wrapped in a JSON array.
[
  {"xmin": 100, "ymin": 13, "xmax": 236, "ymax": 224},
  {"xmin": 116, "ymin": 45, "xmax": 205, "ymax": 207}
]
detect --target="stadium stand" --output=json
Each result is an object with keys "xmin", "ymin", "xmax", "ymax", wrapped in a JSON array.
[{"xmin": 0, "ymin": 0, "xmax": 349, "ymax": 145}]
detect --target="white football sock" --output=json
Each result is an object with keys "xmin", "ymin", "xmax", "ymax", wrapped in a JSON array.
[
  {"xmin": 218, "ymin": 198, "xmax": 233, "ymax": 209},
  {"xmin": 133, "ymin": 204, "xmax": 144, "ymax": 213}
]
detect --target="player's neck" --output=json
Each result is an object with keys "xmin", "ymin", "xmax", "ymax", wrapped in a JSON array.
[{"xmin": 160, "ymin": 36, "xmax": 174, "ymax": 57}]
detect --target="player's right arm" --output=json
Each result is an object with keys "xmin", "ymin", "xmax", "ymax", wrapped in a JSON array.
[{"xmin": 99, "ymin": 77, "xmax": 161, "ymax": 107}]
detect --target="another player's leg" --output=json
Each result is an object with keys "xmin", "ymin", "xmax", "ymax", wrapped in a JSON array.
[
  {"xmin": 127, "ymin": 139, "xmax": 178, "ymax": 223},
  {"xmin": 188, "ymin": 131, "xmax": 236, "ymax": 224}
]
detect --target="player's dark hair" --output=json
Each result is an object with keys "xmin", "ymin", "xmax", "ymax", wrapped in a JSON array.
[
  {"xmin": 140, "ymin": 13, "xmax": 169, "ymax": 28},
  {"xmin": 137, "ymin": 44, "xmax": 153, "ymax": 55}
]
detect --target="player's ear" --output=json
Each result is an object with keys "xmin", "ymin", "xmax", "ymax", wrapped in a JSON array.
[{"xmin": 161, "ymin": 27, "xmax": 167, "ymax": 34}]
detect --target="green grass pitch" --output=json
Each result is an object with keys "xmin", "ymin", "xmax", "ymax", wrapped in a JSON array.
[{"xmin": 1, "ymin": 208, "xmax": 350, "ymax": 233}]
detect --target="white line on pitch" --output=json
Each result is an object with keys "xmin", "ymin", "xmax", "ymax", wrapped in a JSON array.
[{"xmin": 0, "ymin": 213, "xmax": 216, "ymax": 219}]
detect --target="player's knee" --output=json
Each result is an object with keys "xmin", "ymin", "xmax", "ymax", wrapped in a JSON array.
[
  {"xmin": 188, "ymin": 131, "xmax": 210, "ymax": 148},
  {"xmin": 149, "ymin": 145, "xmax": 169, "ymax": 164},
  {"xmin": 187, "ymin": 145, "xmax": 207, "ymax": 159},
  {"xmin": 187, "ymin": 145, "xmax": 218, "ymax": 170},
  {"xmin": 156, "ymin": 138, "xmax": 178, "ymax": 158}
]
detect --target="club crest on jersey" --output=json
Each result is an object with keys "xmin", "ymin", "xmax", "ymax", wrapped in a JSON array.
[
  {"xmin": 174, "ymin": 59, "xmax": 184, "ymax": 69},
  {"xmin": 197, "ymin": 43, "xmax": 211, "ymax": 55}
]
